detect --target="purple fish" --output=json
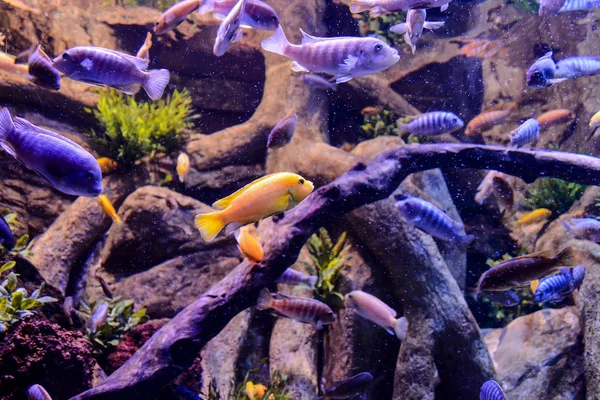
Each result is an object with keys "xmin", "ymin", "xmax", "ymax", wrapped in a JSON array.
[
  {"xmin": 199, "ymin": 0, "xmax": 279, "ymax": 31},
  {"xmin": 262, "ymin": 26, "xmax": 400, "ymax": 84},
  {"xmin": 559, "ymin": 0, "xmax": 600, "ymax": 11},
  {"xmin": 0, "ymin": 109, "xmax": 102, "ymax": 197},
  {"xmin": 154, "ymin": 0, "xmax": 200, "ymax": 35},
  {"xmin": 350, "ymin": 0, "xmax": 451, "ymax": 17},
  {"xmin": 389, "ymin": 9, "xmax": 445, "ymax": 54},
  {"xmin": 555, "ymin": 56, "xmax": 600, "ymax": 79},
  {"xmin": 52, "ymin": 46, "xmax": 170, "ymax": 100},
  {"xmin": 562, "ymin": 217, "xmax": 600, "ymax": 241},
  {"xmin": 480, "ymin": 380, "xmax": 506, "ymax": 400},
  {"xmin": 28, "ymin": 384, "xmax": 52, "ymax": 400},
  {"xmin": 396, "ymin": 111, "xmax": 463, "ymax": 137},
  {"xmin": 509, "ymin": 118, "xmax": 540, "ymax": 147},
  {"xmin": 534, "ymin": 265, "xmax": 585, "ymax": 303},
  {"xmin": 301, "ymin": 73, "xmax": 337, "ymax": 91},
  {"xmin": 28, "ymin": 45, "xmax": 61, "ymax": 91},
  {"xmin": 267, "ymin": 108, "xmax": 296, "ymax": 149},
  {"xmin": 0, "ymin": 216, "xmax": 15, "ymax": 251},
  {"xmin": 277, "ymin": 267, "xmax": 318, "ymax": 286},
  {"xmin": 90, "ymin": 302, "xmax": 109, "ymax": 332},
  {"xmin": 213, "ymin": 0, "xmax": 247, "ymax": 56},
  {"xmin": 526, "ymin": 52, "xmax": 567, "ymax": 88}
]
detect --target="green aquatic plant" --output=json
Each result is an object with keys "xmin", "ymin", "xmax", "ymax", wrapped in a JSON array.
[
  {"xmin": 1, "ymin": 210, "xmax": 34, "ymax": 255},
  {"xmin": 509, "ymin": 0, "xmax": 539, "ymax": 14},
  {"xmin": 356, "ymin": 12, "xmax": 406, "ymax": 46},
  {"xmin": 299, "ymin": 228, "xmax": 352, "ymax": 304},
  {"xmin": 87, "ymin": 88, "xmax": 194, "ymax": 165},
  {"xmin": 78, "ymin": 296, "xmax": 149, "ymax": 356},
  {"xmin": 0, "ymin": 261, "xmax": 57, "ymax": 333},
  {"xmin": 103, "ymin": 0, "xmax": 178, "ymax": 9},
  {"xmin": 361, "ymin": 108, "xmax": 400, "ymax": 138},
  {"xmin": 525, "ymin": 178, "xmax": 586, "ymax": 216}
]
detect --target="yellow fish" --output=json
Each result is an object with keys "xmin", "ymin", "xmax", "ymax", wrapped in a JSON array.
[
  {"xmin": 194, "ymin": 172, "xmax": 314, "ymax": 242},
  {"xmin": 245, "ymin": 381, "xmax": 268, "ymax": 400},
  {"xmin": 235, "ymin": 225, "xmax": 264, "ymax": 264},
  {"xmin": 98, "ymin": 194, "xmax": 121, "ymax": 224},
  {"xmin": 97, "ymin": 157, "xmax": 118, "ymax": 175},
  {"xmin": 590, "ymin": 110, "xmax": 600, "ymax": 130},
  {"xmin": 530, "ymin": 279, "xmax": 539, "ymax": 293},
  {"xmin": 517, "ymin": 208, "xmax": 552, "ymax": 226},
  {"xmin": 177, "ymin": 152, "xmax": 190, "ymax": 183}
]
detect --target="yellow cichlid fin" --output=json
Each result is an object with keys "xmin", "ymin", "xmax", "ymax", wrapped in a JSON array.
[
  {"xmin": 212, "ymin": 173, "xmax": 281, "ymax": 210},
  {"xmin": 194, "ymin": 212, "xmax": 225, "ymax": 242},
  {"xmin": 530, "ymin": 279, "xmax": 539, "ymax": 293}
]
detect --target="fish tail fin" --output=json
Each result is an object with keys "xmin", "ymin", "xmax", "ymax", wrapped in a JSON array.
[
  {"xmin": 143, "ymin": 69, "xmax": 170, "ymax": 101},
  {"xmin": 554, "ymin": 247, "xmax": 573, "ymax": 266},
  {"xmin": 349, "ymin": 0, "xmax": 372, "ymax": 13},
  {"xmin": 389, "ymin": 22, "xmax": 408, "ymax": 35},
  {"xmin": 394, "ymin": 316, "xmax": 408, "ymax": 340},
  {"xmin": 396, "ymin": 119, "xmax": 408, "ymax": 136},
  {"xmin": 198, "ymin": 0, "xmax": 215, "ymax": 14},
  {"xmin": 256, "ymin": 288, "xmax": 274, "ymax": 310},
  {"xmin": 0, "ymin": 108, "xmax": 14, "ymax": 140},
  {"xmin": 194, "ymin": 211, "xmax": 225, "ymax": 242},
  {"xmin": 261, "ymin": 25, "xmax": 290, "ymax": 56}
]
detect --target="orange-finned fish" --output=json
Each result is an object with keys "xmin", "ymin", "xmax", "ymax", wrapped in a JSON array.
[
  {"xmin": 256, "ymin": 288, "xmax": 336, "ymax": 329},
  {"xmin": 97, "ymin": 157, "xmax": 118, "ymax": 175},
  {"xmin": 517, "ymin": 208, "xmax": 552, "ymax": 226},
  {"xmin": 361, "ymin": 106, "xmax": 383, "ymax": 116},
  {"xmin": 0, "ymin": 32, "xmax": 5, "ymax": 47},
  {"xmin": 194, "ymin": 172, "xmax": 314, "ymax": 242},
  {"xmin": 176, "ymin": 152, "xmax": 190, "ymax": 183},
  {"xmin": 476, "ymin": 248, "xmax": 572, "ymax": 292},
  {"xmin": 530, "ymin": 279, "xmax": 540, "ymax": 293},
  {"xmin": 98, "ymin": 194, "xmax": 121, "ymax": 224},
  {"xmin": 235, "ymin": 225, "xmax": 264, "ymax": 263},
  {"xmin": 465, "ymin": 104, "xmax": 516, "ymax": 136},
  {"xmin": 536, "ymin": 109, "xmax": 575, "ymax": 129},
  {"xmin": 154, "ymin": 0, "xmax": 199, "ymax": 35},
  {"xmin": 453, "ymin": 38, "xmax": 506, "ymax": 59},
  {"xmin": 136, "ymin": 32, "xmax": 153, "ymax": 61}
]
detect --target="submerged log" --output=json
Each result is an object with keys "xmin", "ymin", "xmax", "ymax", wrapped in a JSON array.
[{"xmin": 70, "ymin": 144, "xmax": 600, "ymax": 400}]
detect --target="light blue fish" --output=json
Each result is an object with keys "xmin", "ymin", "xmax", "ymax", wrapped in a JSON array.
[
  {"xmin": 396, "ymin": 111, "xmax": 464, "ymax": 137},
  {"xmin": 0, "ymin": 109, "xmax": 102, "ymax": 197},
  {"xmin": 509, "ymin": 118, "xmax": 540, "ymax": 147},
  {"xmin": 534, "ymin": 265, "xmax": 585, "ymax": 303},
  {"xmin": 555, "ymin": 56, "xmax": 600, "ymax": 79},
  {"xmin": 560, "ymin": 0, "xmax": 600, "ymax": 12},
  {"xmin": 526, "ymin": 52, "xmax": 567, "ymax": 88}
]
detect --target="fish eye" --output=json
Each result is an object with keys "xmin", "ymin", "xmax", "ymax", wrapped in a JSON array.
[
  {"xmin": 62, "ymin": 52, "xmax": 70, "ymax": 60},
  {"xmin": 298, "ymin": 178, "xmax": 305, "ymax": 185},
  {"xmin": 374, "ymin": 44, "xmax": 383, "ymax": 52}
]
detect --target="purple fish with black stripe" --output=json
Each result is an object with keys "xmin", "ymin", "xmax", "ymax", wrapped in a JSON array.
[
  {"xmin": 509, "ymin": 118, "xmax": 540, "ymax": 147},
  {"xmin": 261, "ymin": 25, "xmax": 400, "ymax": 84},
  {"xmin": 480, "ymin": 380, "xmax": 507, "ymax": 400},
  {"xmin": 396, "ymin": 111, "xmax": 464, "ymax": 137},
  {"xmin": 534, "ymin": 265, "xmax": 586, "ymax": 303}
]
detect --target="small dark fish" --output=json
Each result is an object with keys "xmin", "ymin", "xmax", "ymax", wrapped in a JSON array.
[
  {"xmin": 28, "ymin": 384, "xmax": 52, "ymax": 400},
  {"xmin": 476, "ymin": 248, "xmax": 572, "ymax": 292},
  {"xmin": 277, "ymin": 267, "xmax": 318, "ymax": 287},
  {"xmin": 0, "ymin": 215, "xmax": 15, "ymax": 251},
  {"xmin": 256, "ymin": 288, "xmax": 335, "ymax": 329},
  {"xmin": 484, "ymin": 289, "xmax": 520, "ymax": 307},
  {"xmin": 63, "ymin": 296, "xmax": 74, "ymax": 325},
  {"xmin": 396, "ymin": 197, "xmax": 474, "ymax": 248},
  {"xmin": 89, "ymin": 303, "xmax": 109, "ymax": 332},
  {"xmin": 213, "ymin": 0, "xmax": 247, "ymax": 57},
  {"xmin": 267, "ymin": 108, "xmax": 296, "ymax": 149},
  {"xmin": 480, "ymin": 379, "xmax": 506, "ymax": 400},
  {"xmin": 526, "ymin": 52, "xmax": 566, "ymax": 88},
  {"xmin": 301, "ymin": 74, "xmax": 337, "ymax": 91},
  {"xmin": 492, "ymin": 175, "xmax": 513, "ymax": 212},
  {"xmin": 0, "ymin": 109, "xmax": 103, "ymax": 197},
  {"xmin": 318, "ymin": 372, "xmax": 374, "ymax": 400},
  {"xmin": 154, "ymin": 0, "xmax": 200, "ymax": 35},
  {"xmin": 96, "ymin": 272, "xmax": 113, "ymax": 299},
  {"xmin": 397, "ymin": 111, "xmax": 464, "ymax": 137},
  {"xmin": 509, "ymin": 118, "xmax": 540, "ymax": 147},
  {"xmin": 562, "ymin": 218, "xmax": 600, "ymax": 241},
  {"xmin": 555, "ymin": 56, "xmax": 600, "ymax": 79},
  {"xmin": 534, "ymin": 265, "xmax": 586, "ymax": 303},
  {"xmin": 52, "ymin": 46, "xmax": 170, "ymax": 100},
  {"xmin": 173, "ymin": 386, "xmax": 203, "ymax": 400},
  {"xmin": 28, "ymin": 45, "xmax": 61, "ymax": 91}
]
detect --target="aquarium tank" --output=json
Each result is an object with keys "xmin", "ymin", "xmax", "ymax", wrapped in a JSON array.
[{"xmin": 0, "ymin": 0, "xmax": 598, "ymax": 398}]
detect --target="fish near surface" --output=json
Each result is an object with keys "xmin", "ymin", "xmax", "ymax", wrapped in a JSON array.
[
  {"xmin": 154, "ymin": 0, "xmax": 200, "ymax": 35},
  {"xmin": 261, "ymin": 26, "xmax": 399, "ymax": 84},
  {"xmin": 534, "ymin": 265, "xmax": 585, "ymax": 303},
  {"xmin": 396, "ymin": 196, "xmax": 474, "ymax": 248},
  {"xmin": 0, "ymin": 215, "xmax": 15, "ymax": 251},
  {"xmin": 98, "ymin": 194, "xmax": 121, "ymax": 224},
  {"xmin": 465, "ymin": 104, "xmax": 515, "ymax": 136},
  {"xmin": 536, "ymin": 109, "xmax": 575, "ymax": 129},
  {"xmin": 28, "ymin": 45, "xmax": 61, "ymax": 91},
  {"xmin": 562, "ymin": 217, "xmax": 600, "ymax": 241},
  {"xmin": 318, "ymin": 372, "xmax": 374, "ymax": 399},
  {"xmin": 213, "ymin": 0, "xmax": 247, "ymax": 57},
  {"xmin": 476, "ymin": 248, "xmax": 572, "ymax": 292},
  {"xmin": 517, "ymin": 208, "xmax": 552, "ymax": 225},
  {"xmin": 256, "ymin": 288, "xmax": 335, "ymax": 329},
  {"xmin": 389, "ymin": 9, "xmax": 444, "ymax": 54},
  {"xmin": 176, "ymin": 152, "xmax": 190, "ymax": 182},
  {"xmin": 344, "ymin": 290, "xmax": 408, "ymax": 339},
  {"xmin": 555, "ymin": 56, "xmax": 600, "ymax": 79},
  {"xmin": 479, "ymin": 380, "xmax": 507, "ymax": 400},
  {"xmin": 0, "ymin": 109, "xmax": 103, "ymax": 197},
  {"xmin": 276, "ymin": 267, "xmax": 318, "ymax": 287},
  {"xmin": 234, "ymin": 225, "xmax": 264, "ymax": 263},
  {"xmin": 267, "ymin": 108, "xmax": 296, "ymax": 149},
  {"xmin": 397, "ymin": 111, "xmax": 464, "ymax": 137},
  {"xmin": 28, "ymin": 384, "xmax": 53, "ymax": 400},
  {"xmin": 526, "ymin": 52, "xmax": 566, "ymax": 88},
  {"xmin": 194, "ymin": 172, "xmax": 314, "ymax": 242},
  {"xmin": 509, "ymin": 118, "xmax": 540, "ymax": 147},
  {"xmin": 52, "ymin": 46, "xmax": 170, "ymax": 100},
  {"xmin": 350, "ymin": 0, "xmax": 451, "ymax": 17},
  {"xmin": 198, "ymin": 0, "xmax": 279, "ymax": 31}
]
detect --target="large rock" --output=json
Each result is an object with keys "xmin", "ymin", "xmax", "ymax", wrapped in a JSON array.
[{"xmin": 484, "ymin": 307, "xmax": 584, "ymax": 399}]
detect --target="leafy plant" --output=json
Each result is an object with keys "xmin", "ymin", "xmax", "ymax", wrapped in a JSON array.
[
  {"xmin": 78, "ymin": 296, "xmax": 148, "ymax": 356},
  {"xmin": 361, "ymin": 108, "xmax": 399, "ymax": 138},
  {"xmin": 102, "ymin": 0, "xmax": 178, "ymax": 9},
  {"xmin": 355, "ymin": 12, "xmax": 406, "ymax": 46},
  {"xmin": 525, "ymin": 178, "xmax": 586, "ymax": 216},
  {"xmin": 299, "ymin": 228, "xmax": 352, "ymax": 304},
  {"xmin": 0, "ymin": 261, "xmax": 57, "ymax": 333},
  {"xmin": 87, "ymin": 88, "xmax": 194, "ymax": 165}
]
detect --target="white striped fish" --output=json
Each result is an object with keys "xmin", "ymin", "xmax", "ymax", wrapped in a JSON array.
[
  {"xmin": 509, "ymin": 118, "xmax": 540, "ymax": 147},
  {"xmin": 389, "ymin": 9, "xmax": 445, "ymax": 54},
  {"xmin": 256, "ymin": 288, "xmax": 335, "ymax": 329},
  {"xmin": 396, "ymin": 196, "xmax": 474, "ymax": 248},
  {"xmin": 555, "ymin": 56, "xmax": 600, "ymax": 79},
  {"xmin": 480, "ymin": 380, "xmax": 506, "ymax": 400},
  {"xmin": 261, "ymin": 26, "xmax": 400, "ymax": 84},
  {"xmin": 562, "ymin": 218, "xmax": 600, "ymax": 241},
  {"xmin": 534, "ymin": 265, "xmax": 585, "ymax": 303},
  {"xmin": 397, "ymin": 111, "xmax": 464, "ymax": 137},
  {"xmin": 559, "ymin": 0, "xmax": 600, "ymax": 11}
]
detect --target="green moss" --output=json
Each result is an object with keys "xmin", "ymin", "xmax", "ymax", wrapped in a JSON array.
[
  {"xmin": 0, "ymin": 261, "xmax": 57, "ymax": 333},
  {"xmin": 525, "ymin": 178, "xmax": 586, "ymax": 216},
  {"xmin": 509, "ymin": 0, "xmax": 540, "ymax": 13},
  {"xmin": 361, "ymin": 108, "xmax": 399, "ymax": 138},
  {"xmin": 356, "ymin": 12, "xmax": 406, "ymax": 46},
  {"xmin": 87, "ymin": 88, "xmax": 194, "ymax": 165}
]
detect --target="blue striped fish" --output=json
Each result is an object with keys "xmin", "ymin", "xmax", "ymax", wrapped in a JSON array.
[
  {"xmin": 509, "ymin": 118, "xmax": 540, "ymax": 147},
  {"xmin": 555, "ymin": 56, "xmax": 600, "ymax": 79},
  {"xmin": 559, "ymin": 0, "xmax": 600, "ymax": 12},
  {"xmin": 28, "ymin": 384, "xmax": 53, "ymax": 400},
  {"xmin": 396, "ymin": 197, "xmax": 474, "ymax": 248},
  {"xmin": 397, "ymin": 111, "xmax": 464, "ymax": 137},
  {"xmin": 526, "ymin": 52, "xmax": 566, "ymax": 88},
  {"xmin": 480, "ymin": 380, "xmax": 507, "ymax": 400},
  {"xmin": 562, "ymin": 218, "xmax": 600, "ymax": 241},
  {"xmin": 534, "ymin": 265, "xmax": 586, "ymax": 303}
]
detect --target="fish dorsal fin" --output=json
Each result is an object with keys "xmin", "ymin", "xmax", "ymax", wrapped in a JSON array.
[
  {"xmin": 13, "ymin": 118, "xmax": 84, "ymax": 150},
  {"xmin": 484, "ymin": 102, "xmax": 517, "ymax": 113},
  {"xmin": 273, "ymin": 292, "xmax": 292, "ymax": 300},
  {"xmin": 212, "ymin": 173, "xmax": 280, "ymax": 210},
  {"xmin": 300, "ymin": 29, "xmax": 323, "ymax": 45},
  {"xmin": 511, "ymin": 249, "xmax": 551, "ymax": 261},
  {"xmin": 103, "ymin": 48, "xmax": 149, "ymax": 70},
  {"xmin": 540, "ymin": 51, "xmax": 553, "ymax": 61}
]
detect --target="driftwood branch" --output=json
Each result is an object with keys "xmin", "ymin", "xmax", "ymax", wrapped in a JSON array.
[{"xmin": 70, "ymin": 143, "xmax": 600, "ymax": 399}]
